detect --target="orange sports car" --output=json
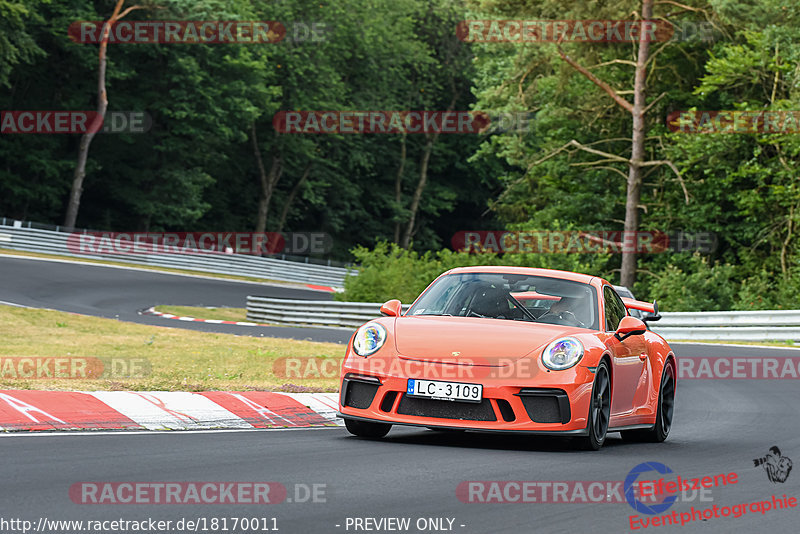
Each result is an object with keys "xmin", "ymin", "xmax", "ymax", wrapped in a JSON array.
[{"xmin": 338, "ymin": 266, "xmax": 675, "ymax": 450}]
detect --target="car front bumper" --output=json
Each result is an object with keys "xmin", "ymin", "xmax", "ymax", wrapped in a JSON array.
[{"xmin": 338, "ymin": 355, "xmax": 597, "ymax": 434}]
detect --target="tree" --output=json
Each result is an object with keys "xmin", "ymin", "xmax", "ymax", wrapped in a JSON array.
[
  {"xmin": 398, "ymin": 0, "xmax": 475, "ymax": 248},
  {"xmin": 469, "ymin": 0, "xmax": 700, "ymax": 286},
  {"xmin": 64, "ymin": 0, "xmax": 146, "ymax": 228}
]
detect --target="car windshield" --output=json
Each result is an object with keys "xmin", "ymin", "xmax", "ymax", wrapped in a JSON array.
[{"xmin": 407, "ymin": 272, "xmax": 599, "ymax": 330}]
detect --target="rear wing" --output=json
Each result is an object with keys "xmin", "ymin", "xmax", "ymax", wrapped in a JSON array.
[{"xmin": 621, "ymin": 298, "xmax": 661, "ymax": 322}]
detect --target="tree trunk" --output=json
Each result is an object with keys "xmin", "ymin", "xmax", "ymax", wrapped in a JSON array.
[
  {"xmin": 276, "ymin": 164, "xmax": 311, "ymax": 234},
  {"xmin": 400, "ymin": 134, "xmax": 435, "ymax": 248},
  {"xmin": 780, "ymin": 204, "xmax": 795, "ymax": 279},
  {"xmin": 65, "ymin": 0, "xmax": 135, "ymax": 229},
  {"xmin": 252, "ymin": 123, "xmax": 283, "ymax": 233},
  {"xmin": 400, "ymin": 86, "xmax": 456, "ymax": 249},
  {"xmin": 393, "ymin": 134, "xmax": 407, "ymax": 244},
  {"xmin": 620, "ymin": 0, "xmax": 653, "ymax": 288}
]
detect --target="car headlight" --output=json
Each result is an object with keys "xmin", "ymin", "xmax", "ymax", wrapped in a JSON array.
[
  {"xmin": 541, "ymin": 337, "xmax": 584, "ymax": 370},
  {"xmin": 353, "ymin": 323, "xmax": 387, "ymax": 357}
]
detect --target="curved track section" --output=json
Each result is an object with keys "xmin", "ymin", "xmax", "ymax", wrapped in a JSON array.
[{"xmin": 0, "ymin": 255, "xmax": 352, "ymax": 343}]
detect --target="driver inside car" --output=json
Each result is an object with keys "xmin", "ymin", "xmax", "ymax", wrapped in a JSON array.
[
  {"xmin": 538, "ymin": 295, "xmax": 589, "ymax": 327},
  {"xmin": 467, "ymin": 285, "xmax": 510, "ymax": 319}
]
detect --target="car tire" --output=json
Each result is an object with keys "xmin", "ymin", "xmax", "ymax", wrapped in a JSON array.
[
  {"xmin": 577, "ymin": 360, "xmax": 611, "ymax": 451},
  {"xmin": 579, "ymin": 360, "xmax": 611, "ymax": 451},
  {"xmin": 344, "ymin": 418, "xmax": 391, "ymax": 438},
  {"xmin": 621, "ymin": 362, "xmax": 675, "ymax": 443}
]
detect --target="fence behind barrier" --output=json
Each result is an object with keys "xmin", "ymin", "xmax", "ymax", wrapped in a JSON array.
[
  {"xmin": 0, "ymin": 219, "xmax": 354, "ymax": 288},
  {"xmin": 246, "ymin": 297, "xmax": 800, "ymax": 342}
]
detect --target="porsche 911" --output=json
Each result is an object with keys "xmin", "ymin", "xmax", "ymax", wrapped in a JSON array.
[{"xmin": 338, "ymin": 266, "xmax": 675, "ymax": 450}]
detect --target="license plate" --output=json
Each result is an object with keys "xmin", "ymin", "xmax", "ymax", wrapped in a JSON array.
[{"xmin": 407, "ymin": 379, "xmax": 482, "ymax": 403}]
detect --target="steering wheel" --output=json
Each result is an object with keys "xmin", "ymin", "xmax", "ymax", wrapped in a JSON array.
[{"xmin": 540, "ymin": 310, "xmax": 586, "ymax": 328}]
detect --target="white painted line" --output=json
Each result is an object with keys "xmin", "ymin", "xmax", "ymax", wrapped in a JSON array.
[
  {"xmin": 0, "ymin": 426, "xmax": 342, "ymax": 437},
  {"xmin": 0, "ymin": 300, "xmax": 29, "ymax": 308},
  {"xmin": 140, "ymin": 306, "xmax": 353, "ymax": 332}
]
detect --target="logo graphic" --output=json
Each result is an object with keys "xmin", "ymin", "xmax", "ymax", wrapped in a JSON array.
[
  {"xmin": 754, "ymin": 446, "xmax": 793, "ymax": 483},
  {"xmin": 625, "ymin": 462, "xmax": 677, "ymax": 515}
]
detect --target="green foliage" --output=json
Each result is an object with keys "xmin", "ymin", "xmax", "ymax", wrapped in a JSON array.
[
  {"xmin": 0, "ymin": 0, "xmax": 495, "ymax": 250},
  {"xmin": 0, "ymin": 0, "xmax": 47, "ymax": 88},
  {"xmin": 737, "ymin": 270, "xmax": 800, "ymax": 310},
  {"xmin": 646, "ymin": 255, "xmax": 737, "ymax": 312},
  {"xmin": 338, "ymin": 242, "xmax": 498, "ymax": 303},
  {"xmin": 339, "ymin": 239, "xmax": 613, "ymax": 303},
  {"xmin": 3, "ymin": 0, "xmax": 800, "ymax": 311}
]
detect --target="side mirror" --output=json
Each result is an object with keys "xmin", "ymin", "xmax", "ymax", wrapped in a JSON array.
[
  {"xmin": 615, "ymin": 316, "xmax": 647, "ymax": 342},
  {"xmin": 380, "ymin": 299, "xmax": 402, "ymax": 317},
  {"xmin": 643, "ymin": 300, "xmax": 662, "ymax": 323}
]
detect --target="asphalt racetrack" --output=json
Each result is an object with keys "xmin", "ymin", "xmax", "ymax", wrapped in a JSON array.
[
  {"xmin": 1, "ymin": 255, "xmax": 799, "ymax": 532},
  {"xmin": 0, "ymin": 254, "xmax": 352, "ymax": 343},
  {"xmin": 2, "ymin": 372, "xmax": 799, "ymax": 534}
]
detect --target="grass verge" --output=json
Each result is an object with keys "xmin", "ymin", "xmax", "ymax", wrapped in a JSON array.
[{"xmin": 0, "ymin": 305, "xmax": 343, "ymax": 391}]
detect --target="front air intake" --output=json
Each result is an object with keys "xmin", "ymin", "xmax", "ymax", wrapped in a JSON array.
[
  {"xmin": 516, "ymin": 388, "xmax": 571, "ymax": 424},
  {"xmin": 342, "ymin": 377, "xmax": 380, "ymax": 409},
  {"xmin": 396, "ymin": 395, "xmax": 497, "ymax": 421}
]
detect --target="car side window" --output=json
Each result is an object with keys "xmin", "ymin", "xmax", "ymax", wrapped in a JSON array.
[{"xmin": 603, "ymin": 286, "xmax": 627, "ymax": 331}]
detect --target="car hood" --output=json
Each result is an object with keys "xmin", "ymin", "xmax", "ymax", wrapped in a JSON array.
[{"xmin": 393, "ymin": 316, "xmax": 580, "ymax": 365}]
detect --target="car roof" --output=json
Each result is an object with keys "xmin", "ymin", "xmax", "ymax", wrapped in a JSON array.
[
  {"xmin": 612, "ymin": 285, "xmax": 634, "ymax": 299},
  {"xmin": 446, "ymin": 265, "xmax": 600, "ymax": 285}
]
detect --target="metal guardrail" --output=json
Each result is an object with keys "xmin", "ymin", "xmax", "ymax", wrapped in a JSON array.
[
  {"xmin": 246, "ymin": 297, "xmax": 410, "ymax": 328},
  {"xmin": 0, "ymin": 220, "xmax": 355, "ymax": 288},
  {"xmin": 651, "ymin": 310, "xmax": 800, "ymax": 327},
  {"xmin": 651, "ymin": 310, "xmax": 800, "ymax": 341},
  {"xmin": 651, "ymin": 326, "xmax": 800, "ymax": 342},
  {"xmin": 247, "ymin": 297, "xmax": 800, "ymax": 341}
]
